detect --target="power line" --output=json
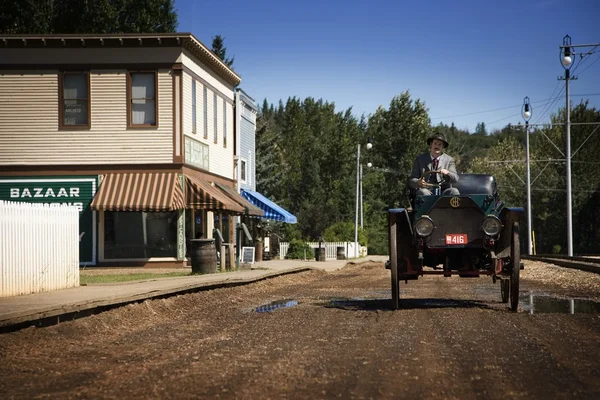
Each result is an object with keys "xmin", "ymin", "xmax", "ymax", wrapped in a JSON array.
[
  {"xmin": 533, "ymin": 83, "xmax": 565, "ymax": 125},
  {"xmin": 431, "ymin": 93, "xmax": 599, "ymax": 122},
  {"xmin": 531, "ymin": 49, "xmax": 600, "ymax": 125},
  {"xmin": 571, "ymin": 45, "xmax": 599, "ymax": 75},
  {"xmin": 497, "ymin": 186, "xmax": 600, "ymax": 194},
  {"xmin": 430, "ymin": 97, "xmax": 560, "ymax": 120},
  {"xmin": 575, "ymin": 52, "xmax": 600, "ymax": 76},
  {"xmin": 486, "ymin": 112, "xmax": 522, "ymax": 126}
]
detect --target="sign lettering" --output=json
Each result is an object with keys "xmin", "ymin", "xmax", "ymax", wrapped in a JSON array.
[
  {"xmin": 0, "ymin": 177, "xmax": 97, "ymax": 265},
  {"xmin": 10, "ymin": 187, "xmax": 80, "ymax": 198}
]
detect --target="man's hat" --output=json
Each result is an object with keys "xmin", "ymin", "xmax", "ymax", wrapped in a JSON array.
[{"xmin": 427, "ymin": 133, "xmax": 449, "ymax": 148}]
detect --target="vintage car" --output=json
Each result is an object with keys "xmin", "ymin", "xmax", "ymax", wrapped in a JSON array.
[{"xmin": 387, "ymin": 173, "xmax": 523, "ymax": 311}]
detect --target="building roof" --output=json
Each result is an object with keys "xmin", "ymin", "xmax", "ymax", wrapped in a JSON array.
[
  {"xmin": 0, "ymin": 33, "xmax": 241, "ymax": 86},
  {"xmin": 236, "ymin": 88, "xmax": 258, "ymax": 112}
]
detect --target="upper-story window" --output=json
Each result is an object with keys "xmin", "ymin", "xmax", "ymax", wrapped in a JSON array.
[
  {"xmin": 203, "ymin": 86, "xmax": 208, "ymax": 139},
  {"xmin": 223, "ymin": 98, "xmax": 227, "ymax": 148},
  {"xmin": 127, "ymin": 72, "xmax": 157, "ymax": 127},
  {"xmin": 192, "ymin": 79, "xmax": 197, "ymax": 133},
  {"xmin": 240, "ymin": 159, "xmax": 247, "ymax": 182},
  {"xmin": 59, "ymin": 72, "xmax": 90, "ymax": 129},
  {"xmin": 213, "ymin": 93, "xmax": 218, "ymax": 144}
]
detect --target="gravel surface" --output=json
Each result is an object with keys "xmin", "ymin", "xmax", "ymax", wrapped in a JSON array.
[
  {"xmin": 521, "ymin": 260, "xmax": 600, "ymax": 300},
  {"xmin": 1, "ymin": 260, "xmax": 599, "ymax": 399}
]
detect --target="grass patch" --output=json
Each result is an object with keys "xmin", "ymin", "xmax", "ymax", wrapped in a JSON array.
[{"xmin": 80, "ymin": 272, "xmax": 191, "ymax": 285}]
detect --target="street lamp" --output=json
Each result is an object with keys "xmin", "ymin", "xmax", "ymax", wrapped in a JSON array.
[
  {"xmin": 560, "ymin": 34, "xmax": 574, "ymax": 256},
  {"xmin": 522, "ymin": 96, "xmax": 533, "ymax": 255},
  {"xmin": 355, "ymin": 139, "xmax": 372, "ymax": 258}
]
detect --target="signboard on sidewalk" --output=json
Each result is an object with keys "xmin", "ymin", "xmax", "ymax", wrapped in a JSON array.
[
  {"xmin": 0, "ymin": 176, "xmax": 98, "ymax": 265},
  {"xmin": 241, "ymin": 246, "xmax": 255, "ymax": 264}
]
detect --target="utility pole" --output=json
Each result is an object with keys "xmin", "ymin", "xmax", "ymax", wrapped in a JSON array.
[
  {"xmin": 354, "ymin": 143, "xmax": 360, "ymax": 258},
  {"xmin": 355, "ymin": 140, "xmax": 372, "ymax": 258},
  {"xmin": 558, "ymin": 35, "xmax": 600, "ymax": 256},
  {"xmin": 522, "ymin": 97, "xmax": 533, "ymax": 255},
  {"xmin": 559, "ymin": 35, "xmax": 576, "ymax": 256}
]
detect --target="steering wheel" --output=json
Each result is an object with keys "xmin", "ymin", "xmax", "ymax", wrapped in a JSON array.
[{"xmin": 421, "ymin": 170, "xmax": 446, "ymax": 188}]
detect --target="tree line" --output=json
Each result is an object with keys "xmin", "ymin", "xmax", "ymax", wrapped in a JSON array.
[
  {"xmin": 257, "ymin": 95, "xmax": 600, "ymax": 255},
  {"xmin": 0, "ymin": 0, "xmax": 178, "ymax": 34}
]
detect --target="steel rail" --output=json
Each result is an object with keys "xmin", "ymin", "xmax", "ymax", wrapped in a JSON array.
[{"xmin": 522, "ymin": 254, "xmax": 600, "ymax": 274}]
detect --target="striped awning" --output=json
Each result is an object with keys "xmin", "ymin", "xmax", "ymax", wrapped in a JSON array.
[
  {"xmin": 241, "ymin": 189, "xmax": 297, "ymax": 223},
  {"xmin": 91, "ymin": 173, "xmax": 185, "ymax": 212},
  {"xmin": 185, "ymin": 176, "xmax": 244, "ymax": 213},
  {"xmin": 214, "ymin": 182, "xmax": 264, "ymax": 217}
]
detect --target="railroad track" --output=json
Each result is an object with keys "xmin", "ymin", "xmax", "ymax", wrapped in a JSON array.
[{"xmin": 521, "ymin": 254, "xmax": 600, "ymax": 274}]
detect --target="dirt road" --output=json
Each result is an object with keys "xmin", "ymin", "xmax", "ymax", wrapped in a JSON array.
[{"xmin": 1, "ymin": 261, "xmax": 599, "ymax": 399}]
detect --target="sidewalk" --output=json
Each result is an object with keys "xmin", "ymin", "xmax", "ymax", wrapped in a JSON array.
[{"xmin": 0, "ymin": 256, "xmax": 388, "ymax": 332}]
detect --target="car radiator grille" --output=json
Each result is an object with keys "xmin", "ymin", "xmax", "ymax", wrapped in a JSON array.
[{"xmin": 427, "ymin": 206, "xmax": 485, "ymax": 248}]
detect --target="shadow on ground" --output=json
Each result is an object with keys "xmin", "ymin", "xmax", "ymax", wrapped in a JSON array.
[{"xmin": 319, "ymin": 297, "xmax": 494, "ymax": 311}]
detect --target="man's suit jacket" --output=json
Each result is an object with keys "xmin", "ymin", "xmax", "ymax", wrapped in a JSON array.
[{"xmin": 408, "ymin": 152, "xmax": 459, "ymax": 190}]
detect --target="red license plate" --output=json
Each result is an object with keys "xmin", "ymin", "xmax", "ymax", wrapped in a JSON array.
[{"xmin": 446, "ymin": 234, "xmax": 467, "ymax": 245}]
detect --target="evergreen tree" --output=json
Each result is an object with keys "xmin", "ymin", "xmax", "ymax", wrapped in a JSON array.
[
  {"xmin": 211, "ymin": 34, "xmax": 235, "ymax": 68},
  {"xmin": 532, "ymin": 101, "xmax": 600, "ymax": 253},
  {"xmin": 365, "ymin": 91, "xmax": 431, "ymax": 209},
  {"xmin": 0, "ymin": 0, "xmax": 178, "ymax": 34},
  {"xmin": 475, "ymin": 121, "xmax": 487, "ymax": 135},
  {"xmin": 0, "ymin": 0, "xmax": 54, "ymax": 34},
  {"xmin": 256, "ymin": 99, "xmax": 284, "ymax": 202}
]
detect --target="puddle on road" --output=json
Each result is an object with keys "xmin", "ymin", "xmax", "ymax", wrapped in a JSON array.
[
  {"xmin": 520, "ymin": 294, "xmax": 600, "ymax": 314},
  {"xmin": 254, "ymin": 299, "xmax": 299, "ymax": 313}
]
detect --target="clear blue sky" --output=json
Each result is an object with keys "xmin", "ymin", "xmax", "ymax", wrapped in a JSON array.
[{"xmin": 176, "ymin": 0, "xmax": 600, "ymax": 133}]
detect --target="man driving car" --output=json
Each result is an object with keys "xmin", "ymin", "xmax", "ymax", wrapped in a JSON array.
[{"xmin": 408, "ymin": 133, "xmax": 460, "ymax": 196}]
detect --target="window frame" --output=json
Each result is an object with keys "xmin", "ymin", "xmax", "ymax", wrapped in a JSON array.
[
  {"xmin": 240, "ymin": 159, "xmax": 247, "ymax": 183},
  {"xmin": 58, "ymin": 71, "xmax": 91, "ymax": 130},
  {"xmin": 203, "ymin": 86, "xmax": 208, "ymax": 139},
  {"xmin": 213, "ymin": 93, "xmax": 218, "ymax": 144},
  {"xmin": 191, "ymin": 79, "xmax": 197, "ymax": 133},
  {"xmin": 223, "ymin": 98, "xmax": 227, "ymax": 148},
  {"xmin": 126, "ymin": 71, "xmax": 159, "ymax": 128}
]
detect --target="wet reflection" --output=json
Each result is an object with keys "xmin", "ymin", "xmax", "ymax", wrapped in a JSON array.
[
  {"xmin": 520, "ymin": 294, "xmax": 600, "ymax": 314},
  {"xmin": 255, "ymin": 299, "xmax": 299, "ymax": 313}
]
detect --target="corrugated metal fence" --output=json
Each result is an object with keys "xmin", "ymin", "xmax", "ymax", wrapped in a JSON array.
[
  {"xmin": 0, "ymin": 200, "xmax": 79, "ymax": 297},
  {"xmin": 279, "ymin": 241, "xmax": 366, "ymax": 260}
]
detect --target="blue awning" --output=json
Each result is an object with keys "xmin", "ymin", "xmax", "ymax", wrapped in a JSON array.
[{"xmin": 241, "ymin": 189, "xmax": 297, "ymax": 223}]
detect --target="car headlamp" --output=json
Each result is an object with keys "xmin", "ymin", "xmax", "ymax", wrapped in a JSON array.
[
  {"xmin": 415, "ymin": 217, "xmax": 435, "ymax": 237},
  {"xmin": 482, "ymin": 216, "xmax": 502, "ymax": 236}
]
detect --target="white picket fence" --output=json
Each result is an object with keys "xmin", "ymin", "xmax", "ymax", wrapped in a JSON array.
[
  {"xmin": 0, "ymin": 200, "xmax": 80, "ymax": 297},
  {"xmin": 279, "ymin": 241, "xmax": 366, "ymax": 260}
]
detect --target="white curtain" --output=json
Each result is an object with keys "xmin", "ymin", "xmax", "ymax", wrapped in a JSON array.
[
  {"xmin": 131, "ymin": 73, "xmax": 156, "ymax": 125},
  {"xmin": 63, "ymin": 74, "xmax": 87, "ymax": 125}
]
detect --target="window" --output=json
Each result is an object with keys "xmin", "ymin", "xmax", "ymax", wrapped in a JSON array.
[
  {"xmin": 203, "ymin": 86, "xmax": 208, "ymax": 139},
  {"xmin": 59, "ymin": 72, "xmax": 90, "ymax": 128},
  {"xmin": 192, "ymin": 79, "xmax": 197, "ymax": 133},
  {"xmin": 213, "ymin": 93, "xmax": 218, "ymax": 143},
  {"xmin": 241, "ymin": 159, "xmax": 247, "ymax": 182},
  {"xmin": 127, "ymin": 72, "xmax": 157, "ymax": 127},
  {"xmin": 223, "ymin": 98, "xmax": 227, "ymax": 147},
  {"xmin": 104, "ymin": 211, "xmax": 178, "ymax": 259},
  {"xmin": 248, "ymin": 151, "xmax": 252, "ymax": 186}
]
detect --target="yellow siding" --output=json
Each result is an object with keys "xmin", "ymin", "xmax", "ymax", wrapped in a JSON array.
[
  {"xmin": 181, "ymin": 73, "xmax": 233, "ymax": 179},
  {"xmin": 0, "ymin": 71, "xmax": 174, "ymax": 165},
  {"xmin": 0, "ymin": 74, "xmax": 58, "ymax": 163},
  {"xmin": 181, "ymin": 52, "xmax": 234, "ymax": 101}
]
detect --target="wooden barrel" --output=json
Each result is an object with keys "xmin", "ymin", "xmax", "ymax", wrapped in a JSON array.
[
  {"xmin": 255, "ymin": 241, "xmax": 263, "ymax": 262},
  {"xmin": 190, "ymin": 239, "xmax": 217, "ymax": 274},
  {"xmin": 336, "ymin": 246, "xmax": 346, "ymax": 260},
  {"xmin": 315, "ymin": 247, "xmax": 326, "ymax": 262}
]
